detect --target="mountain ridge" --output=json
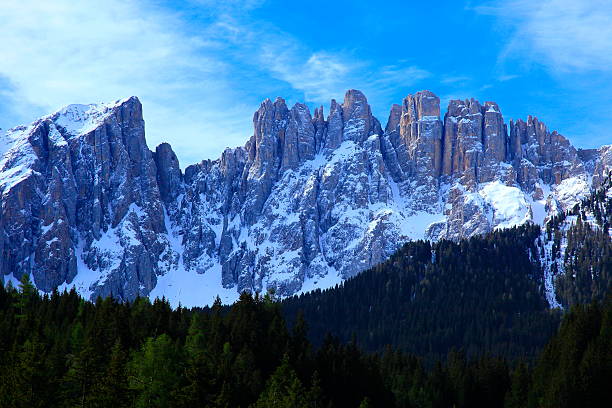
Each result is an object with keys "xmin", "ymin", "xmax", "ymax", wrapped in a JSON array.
[
  {"xmin": 0, "ymin": 90, "xmax": 610, "ymax": 304},
  {"xmin": 282, "ymin": 172, "xmax": 612, "ymax": 356}
]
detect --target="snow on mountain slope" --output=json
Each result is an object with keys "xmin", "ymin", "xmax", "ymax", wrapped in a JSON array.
[
  {"xmin": 477, "ymin": 181, "xmax": 531, "ymax": 229},
  {"xmin": 0, "ymin": 126, "xmax": 38, "ymax": 194},
  {"xmin": 1, "ymin": 90, "xmax": 610, "ymax": 306},
  {"xmin": 537, "ymin": 173, "xmax": 612, "ymax": 309},
  {"xmin": 53, "ymin": 99, "xmax": 130, "ymax": 136}
]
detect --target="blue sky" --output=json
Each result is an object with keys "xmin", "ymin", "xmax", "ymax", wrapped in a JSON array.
[{"xmin": 0, "ymin": 0, "xmax": 610, "ymax": 165}]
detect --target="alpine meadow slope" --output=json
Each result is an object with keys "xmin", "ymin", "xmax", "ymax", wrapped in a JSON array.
[{"xmin": 0, "ymin": 90, "xmax": 610, "ymax": 305}]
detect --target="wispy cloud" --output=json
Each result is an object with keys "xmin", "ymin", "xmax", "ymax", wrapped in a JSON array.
[
  {"xmin": 497, "ymin": 74, "xmax": 518, "ymax": 82},
  {"xmin": 191, "ymin": 0, "xmax": 265, "ymax": 12},
  {"xmin": 473, "ymin": 0, "xmax": 612, "ymax": 148},
  {"xmin": 265, "ymin": 50, "xmax": 359, "ymax": 103},
  {"xmin": 478, "ymin": 0, "xmax": 612, "ymax": 73},
  {"xmin": 0, "ymin": 0, "xmax": 430, "ymax": 163},
  {"xmin": 371, "ymin": 64, "xmax": 430, "ymax": 89},
  {"xmin": 197, "ymin": 10, "xmax": 431, "ymax": 111},
  {"xmin": 0, "ymin": 0, "xmax": 262, "ymax": 164},
  {"xmin": 260, "ymin": 42, "xmax": 430, "ymax": 113},
  {"xmin": 440, "ymin": 76, "xmax": 471, "ymax": 85}
]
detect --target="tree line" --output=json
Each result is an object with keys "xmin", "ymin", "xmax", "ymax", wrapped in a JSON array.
[
  {"xmin": 0, "ymin": 274, "xmax": 610, "ymax": 407},
  {"xmin": 1, "ymin": 174, "xmax": 610, "ymax": 407},
  {"xmin": 284, "ymin": 225, "xmax": 561, "ymax": 362}
]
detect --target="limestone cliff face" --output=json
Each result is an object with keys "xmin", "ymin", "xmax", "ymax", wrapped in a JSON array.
[
  {"xmin": 0, "ymin": 97, "xmax": 175, "ymax": 300},
  {"xmin": 0, "ymin": 90, "xmax": 609, "ymax": 304}
]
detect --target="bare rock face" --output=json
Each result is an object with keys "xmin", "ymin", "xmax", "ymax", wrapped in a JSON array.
[
  {"xmin": 592, "ymin": 145, "xmax": 612, "ymax": 187},
  {"xmin": 508, "ymin": 117, "xmax": 585, "ymax": 189},
  {"xmin": 444, "ymin": 98, "xmax": 485, "ymax": 184},
  {"xmin": 342, "ymin": 89, "xmax": 381, "ymax": 143},
  {"xmin": 285, "ymin": 103, "xmax": 316, "ymax": 170},
  {"xmin": 154, "ymin": 143, "xmax": 182, "ymax": 203},
  {"xmin": 380, "ymin": 104, "xmax": 403, "ymax": 182},
  {"xmin": 400, "ymin": 91, "xmax": 443, "ymax": 206},
  {"xmin": 313, "ymin": 106, "xmax": 326, "ymax": 152},
  {"xmin": 0, "ymin": 90, "xmax": 607, "ymax": 305},
  {"xmin": 323, "ymin": 99, "xmax": 343, "ymax": 150},
  {"xmin": 0, "ymin": 97, "xmax": 175, "ymax": 300},
  {"xmin": 480, "ymin": 102, "xmax": 508, "ymax": 183}
]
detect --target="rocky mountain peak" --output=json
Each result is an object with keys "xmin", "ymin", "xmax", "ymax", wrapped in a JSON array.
[
  {"xmin": 404, "ymin": 90, "xmax": 440, "ymax": 119},
  {"xmin": 384, "ymin": 90, "xmax": 443, "ymax": 202},
  {"xmin": 384, "ymin": 103, "xmax": 402, "ymax": 134},
  {"xmin": 0, "ymin": 95, "xmax": 173, "ymax": 299},
  {"xmin": 154, "ymin": 143, "xmax": 182, "ymax": 203},
  {"xmin": 341, "ymin": 89, "xmax": 381, "ymax": 143},
  {"xmin": 49, "ymin": 96, "xmax": 142, "ymax": 138},
  {"xmin": 323, "ymin": 98, "xmax": 343, "ymax": 150},
  {"xmin": 484, "ymin": 101, "xmax": 500, "ymax": 113},
  {"xmin": 1, "ymin": 90, "xmax": 610, "ymax": 306}
]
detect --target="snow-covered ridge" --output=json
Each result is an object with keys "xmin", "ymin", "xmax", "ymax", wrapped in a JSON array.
[
  {"xmin": 538, "ymin": 172, "xmax": 612, "ymax": 309},
  {"xmin": 51, "ymin": 97, "xmax": 135, "ymax": 137},
  {"xmin": 0, "ymin": 90, "xmax": 610, "ymax": 307},
  {"xmin": 0, "ymin": 97, "xmax": 136, "ymax": 197},
  {"xmin": 0, "ymin": 125, "xmax": 38, "ymax": 194}
]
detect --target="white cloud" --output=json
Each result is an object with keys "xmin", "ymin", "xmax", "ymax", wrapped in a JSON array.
[
  {"xmin": 264, "ymin": 49, "xmax": 360, "ymax": 103},
  {"xmin": 0, "ymin": 0, "xmax": 256, "ymax": 165},
  {"xmin": 371, "ymin": 64, "xmax": 430, "ymax": 88},
  {"xmin": 440, "ymin": 76, "xmax": 472, "ymax": 85},
  {"xmin": 261, "ymin": 39, "xmax": 429, "ymax": 111},
  {"xmin": 497, "ymin": 75, "xmax": 518, "ymax": 82},
  {"xmin": 475, "ymin": 0, "xmax": 612, "ymax": 149},
  {"xmin": 479, "ymin": 0, "xmax": 612, "ymax": 73},
  {"xmin": 0, "ymin": 0, "xmax": 430, "ymax": 164}
]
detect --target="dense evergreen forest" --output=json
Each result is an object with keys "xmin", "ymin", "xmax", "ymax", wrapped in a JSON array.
[
  {"xmin": 1, "ymin": 177, "xmax": 609, "ymax": 406},
  {"xmin": 283, "ymin": 177, "xmax": 612, "ymax": 360},
  {"xmin": 284, "ymin": 225, "xmax": 561, "ymax": 361},
  {"xmin": 0, "ymin": 275, "xmax": 610, "ymax": 407},
  {"xmin": 550, "ymin": 177, "xmax": 612, "ymax": 307}
]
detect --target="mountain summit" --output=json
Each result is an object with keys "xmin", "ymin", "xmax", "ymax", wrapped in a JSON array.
[{"xmin": 0, "ymin": 91, "xmax": 610, "ymax": 305}]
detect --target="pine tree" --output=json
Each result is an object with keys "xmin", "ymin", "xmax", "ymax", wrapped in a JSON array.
[
  {"xmin": 63, "ymin": 344, "xmax": 97, "ymax": 407},
  {"xmin": 13, "ymin": 337, "xmax": 48, "ymax": 408},
  {"xmin": 90, "ymin": 340, "xmax": 130, "ymax": 408},
  {"xmin": 358, "ymin": 397, "xmax": 373, "ymax": 408},
  {"xmin": 504, "ymin": 361, "xmax": 529, "ymax": 408},
  {"xmin": 306, "ymin": 371, "xmax": 325, "ymax": 408},
  {"xmin": 128, "ymin": 334, "xmax": 182, "ymax": 408},
  {"xmin": 253, "ymin": 356, "xmax": 309, "ymax": 408},
  {"xmin": 15, "ymin": 273, "xmax": 37, "ymax": 322},
  {"xmin": 180, "ymin": 313, "xmax": 212, "ymax": 406}
]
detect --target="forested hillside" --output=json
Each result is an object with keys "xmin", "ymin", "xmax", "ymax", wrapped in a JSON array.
[
  {"xmin": 283, "ymin": 176, "xmax": 612, "ymax": 360},
  {"xmin": 284, "ymin": 225, "xmax": 561, "ymax": 361},
  {"xmin": 0, "ymin": 276, "xmax": 609, "ymax": 407},
  {"xmin": 548, "ymin": 175, "xmax": 612, "ymax": 307},
  {"xmin": 1, "ymin": 175, "xmax": 610, "ymax": 406}
]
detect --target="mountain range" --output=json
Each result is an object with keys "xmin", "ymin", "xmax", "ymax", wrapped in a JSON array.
[{"xmin": 1, "ymin": 90, "xmax": 610, "ymax": 304}]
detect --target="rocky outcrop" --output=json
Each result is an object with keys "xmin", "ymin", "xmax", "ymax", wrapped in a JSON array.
[
  {"xmin": 592, "ymin": 145, "xmax": 612, "ymax": 187},
  {"xmin": 508, "ymin": 116, "xmax": 584, "ymax": 191},
  {"xmin": 154, "ymin": 143, "xmax": 183, "ymax": 204},
  {"xmin": 341, "ymin": 89, "xmax": 382, "ymax": 143},
  {"xmin": 383, "ymin": 91, "xmax": 442, "ymax": 208},
  {"xmin": 0, "ymin": 97, "xmax": 175, "ymax": 300},
  {"xmin": 0, "ymin": 90, "xmax": 607, "ymax": 305}
]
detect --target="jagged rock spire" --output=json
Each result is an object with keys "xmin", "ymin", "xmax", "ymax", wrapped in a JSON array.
[
  {"xmin": 2, "ymin": 89, "xmax": 610, "ymax": 304},
  {"xmin": 342, "ymin": 89, "xmax": 381, "ymax": 143}
]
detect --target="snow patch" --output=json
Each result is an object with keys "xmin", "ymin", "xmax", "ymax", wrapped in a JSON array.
[
  {"xmin": 53, "ymin": 97, "xmax": 134, "ymax": 137},
  {"xmin": 553, "ymin": 176, "xmax": 590, "ymax": 211},
  {"xmin": 478, "ymin": 181, "xmax": 531, "ymax": 229},
  {"xmin": 149, "ymin": 208, "xmax": 239, "ymax": 307}
]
